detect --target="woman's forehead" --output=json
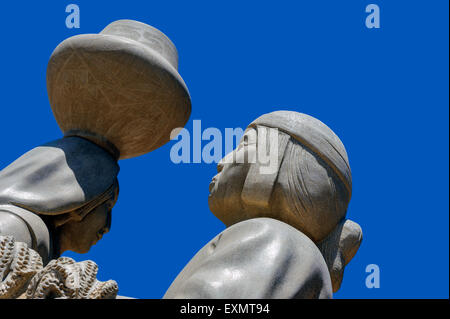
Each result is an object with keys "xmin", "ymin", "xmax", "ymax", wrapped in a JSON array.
[{"xmin": 113, "ymin": 184, "xmax": 119, "ymax": 202}]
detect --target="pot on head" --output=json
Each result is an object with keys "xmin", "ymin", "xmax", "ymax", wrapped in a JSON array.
[{"xmin": 47, "ymin": 19, "xmax": 191, "ymax": 160}]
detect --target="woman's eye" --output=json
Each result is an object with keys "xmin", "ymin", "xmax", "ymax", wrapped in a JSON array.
[{"xmin": 237, "ymin": 137, "xmax": 249, "ymax": 150}]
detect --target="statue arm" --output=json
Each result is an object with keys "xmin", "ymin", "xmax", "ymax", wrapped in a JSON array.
[
  {"xmin": 0, "ymin": 210, "xmax": 33, "ymax": 248},
  {"xmin": 0, "ymin": 205, "xmax": 51, "ymax": 264},
  {"xmin": 0, "ymin": 210, "xmax": 117, "ymax": 299}
]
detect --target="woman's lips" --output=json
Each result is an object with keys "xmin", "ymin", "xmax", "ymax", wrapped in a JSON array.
[
  {"xmin": 209, "ymin": 173, "xmax": 221, "ymax": 195},
  {"xmin": 209, "ymin": 180, "xmax": 215, "ymax": 193}
]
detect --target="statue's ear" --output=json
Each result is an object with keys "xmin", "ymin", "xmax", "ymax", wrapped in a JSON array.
[{"xmin": 316, "ymin": 219, "xmax": 363, "ymax": 293}]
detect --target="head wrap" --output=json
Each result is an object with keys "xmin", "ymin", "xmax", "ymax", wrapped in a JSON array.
[
  {"xmin": 242, "ymin": 111, "xmax": 352, "ymax": 213},
  {"xmin": 0, "ymin": 137, "xmax": 119, "ymax": 216}
]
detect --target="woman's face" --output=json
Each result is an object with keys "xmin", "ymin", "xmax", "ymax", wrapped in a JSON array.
[
  {"xmin": 59, "ymin": 189, "xmax": 117, "ymax": 254},
  {"xmin": 208, "ymin": 128, "xmax": 258, "ymax": 224}
]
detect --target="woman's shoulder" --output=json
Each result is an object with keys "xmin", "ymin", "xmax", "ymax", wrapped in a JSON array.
[
  {"xmin": 165, "ymin": 217, "xmax": 332, "ymax": 299},
  {"xmin": 0, "ymin": 205, "xmax": 50, "ymax": 263},
  {"xmin": 0, "ymin": 206, "xmax": 33, "ymax": 246}
]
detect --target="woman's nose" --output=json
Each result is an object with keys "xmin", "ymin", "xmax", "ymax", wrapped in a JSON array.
[{"xmin": 217, "ymin": 161, "xmax": 224, "ymax": 173}]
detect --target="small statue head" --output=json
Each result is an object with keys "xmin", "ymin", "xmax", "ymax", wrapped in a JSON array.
[
  {"xmin": 53, "ymin": 179, "xmax": 119, "ymax": 254},
  {"xmin": 208, "ymin": 111, "xmax": 361, "ymax": 291},
  {"xmin": 209, "ymin": 110, "xmax": 352, "ymax": 242},
  {"xmin": 0, "ymin": 136, "xmax": 120, "ymax": 256}
]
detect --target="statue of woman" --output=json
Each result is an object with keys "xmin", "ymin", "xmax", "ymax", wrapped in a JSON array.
[
  {"xmin": 165, "ymin": 111, "xmax": 363, "ymax": 298},
  {"xmin": 0, "ymin": 19, "xmax": 192, "ymax": 299},
  {"xmin": 0, "ymin": 136, "xmax": 120, "ymax": 298}
]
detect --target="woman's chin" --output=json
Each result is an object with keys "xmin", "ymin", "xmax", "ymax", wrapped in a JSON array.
[
  {"xmin": 76, "ymin": 242, "xmax": 96, "ymax": 254},
  {"xmin": 208, "ymin": 196, "xmax": 219, "ymax": 214}
]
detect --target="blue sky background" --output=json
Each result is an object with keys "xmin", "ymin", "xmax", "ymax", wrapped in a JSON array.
[{"xmin": 0, "ymin": 1, "xmax": 448, "ymax": 298}]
